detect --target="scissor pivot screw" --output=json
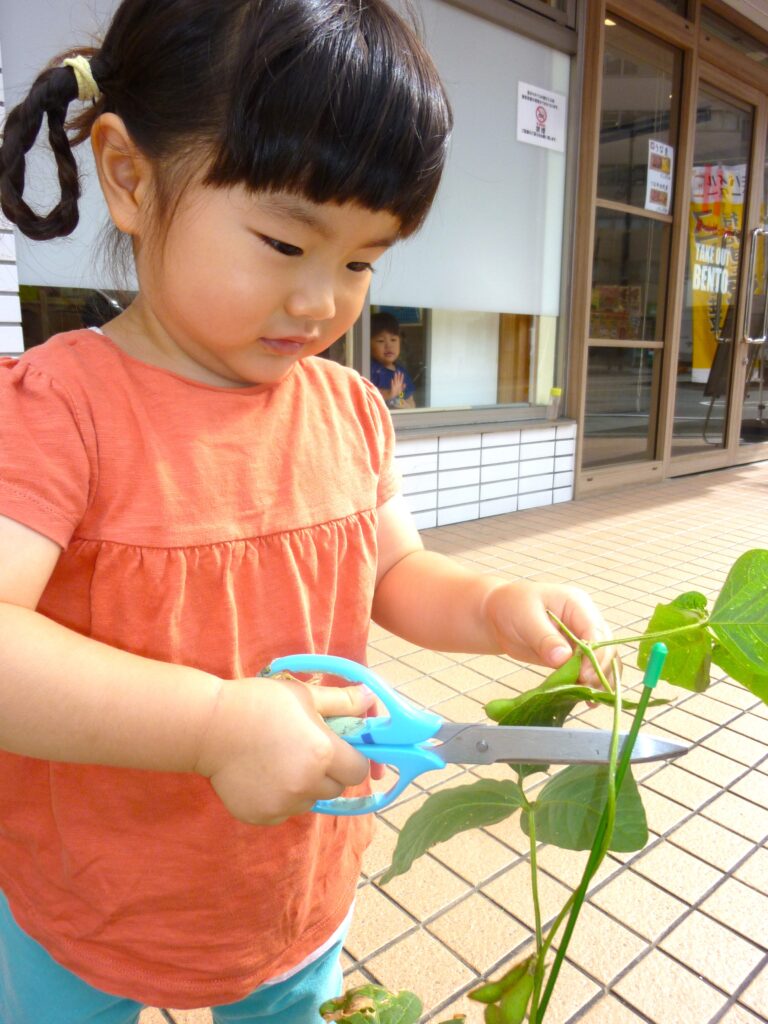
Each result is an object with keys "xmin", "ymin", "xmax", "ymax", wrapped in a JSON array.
[{"xmin": 476, "ymin": 740, "xmax": 489, "ymax": 753}]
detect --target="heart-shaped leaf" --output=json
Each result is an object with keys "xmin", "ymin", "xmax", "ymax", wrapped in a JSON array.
[
  {"xmin": 381, "ymin": 779, "xmax": 524, "ymax": 884},
  {"xmin": 709, "ymin": 550, "xmax": 768, "ymax": 691},
  {"xmin": 522, "ymin": 764, "xmax": 647, "ymax": 852},
  {"xmin": 712, "ymin": 642, "xmax": 768, "ymax": 703},
  {"xmin": 637, "ymin": 592, "xmax": 712, "ymax": 692}
]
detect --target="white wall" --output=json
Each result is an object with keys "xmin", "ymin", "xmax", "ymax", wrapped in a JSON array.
[
  {"xmin": 0, "ymin": 41, "xmax": 24, "ymax": 354},
  {"xmin": 371, "ymin": 0, "xmax": 570, "ymax": 317},
  {"xmin": 0, "ymin": 0, "xmax": 118, "ymax": 290}
]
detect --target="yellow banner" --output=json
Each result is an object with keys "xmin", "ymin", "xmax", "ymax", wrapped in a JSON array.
[{"xmin": 689, "ymin": 164, "xmax": 746, "ymax": 383}]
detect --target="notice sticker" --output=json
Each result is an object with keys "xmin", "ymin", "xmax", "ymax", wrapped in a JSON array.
[
  {"xmin": 645, "ymin": 140, "xmax": 674, "ymax": 214},
  {"xmin": 517, "ymin": 82, "xmax": 566, "ymax": 152}
]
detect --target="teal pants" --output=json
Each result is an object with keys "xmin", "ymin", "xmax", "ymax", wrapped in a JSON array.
[{"xmin": 0, "ymin": 893, "xmax": 346, "ymax": 1024}]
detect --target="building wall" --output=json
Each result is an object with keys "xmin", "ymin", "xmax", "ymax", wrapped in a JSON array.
[{"xmin": 0, "ymin": 44, "xmax": 23, "ymax": 357}]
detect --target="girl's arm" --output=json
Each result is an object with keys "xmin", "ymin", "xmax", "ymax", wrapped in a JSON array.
[
  {"xmin": 0, "ymin": 515, "xmax": 372, "ymax": 824},
  {"xmin": 372, "ymin": 494, "xmax": 612, "ymax": 680}
]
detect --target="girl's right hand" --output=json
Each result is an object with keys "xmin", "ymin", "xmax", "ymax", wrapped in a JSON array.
[{"xmin": 193, "ymin": 676, "xmax": 375, "ymax": 825}]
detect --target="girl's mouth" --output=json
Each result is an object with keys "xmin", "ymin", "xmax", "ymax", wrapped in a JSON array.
[{"xmin": 261, "ymin": 337, "xmax": 307, "ymax": 355}]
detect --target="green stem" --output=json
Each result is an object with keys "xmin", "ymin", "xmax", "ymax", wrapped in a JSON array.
[
  {"xmin": 528, "ymin": 809, "xmax": 543, "ymax": 954},
  {"xmin": 590, "ymin": 619, "xmax": 710, "ymax": 650},
  {"xmin": 527, "ymin": 804, "xmax": 544, "ymax": 1023},
  {"xmin": 535, "ymin": 658, "xmax": 657, "ymax": 1023}
]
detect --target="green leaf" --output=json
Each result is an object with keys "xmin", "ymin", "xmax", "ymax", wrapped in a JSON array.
[
  {"xmin": 522, "ymin": 765, "xmax": 648, "ymax": 852},
  {"xmin": 486, "ymin": 682, "xmax": 668, "ymax": 780},
  {"xmin": 381, "ymin": 780, "xmax": 524, "ymax": 884},
  {"xmin": 712, "ymin": 642, "xmax": 768, "ymax": 703},
  {"xmin": 709, "ymin": 550, "xmax": 768, "ymax": 688},
  {"xmin": 318, "ymin": 985, "xmax": 422, "ymax": 1024},
  {"xmin": 637, "ymin": 593, "xmax": 712, "ymax": 692}
]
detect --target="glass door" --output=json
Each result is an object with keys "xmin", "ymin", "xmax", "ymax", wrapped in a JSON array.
[
  {"xmin": 671, "ymin": 85, "xmax": 753, "ymax": 456},
  {"xmin": 739, "ymin": 154, "xmax": 768, "ymax": 445}
]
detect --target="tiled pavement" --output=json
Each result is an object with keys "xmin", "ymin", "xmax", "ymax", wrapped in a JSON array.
[{"xmin": 142, "ymin": 461, "xmax": 768, "ymax": 1024}]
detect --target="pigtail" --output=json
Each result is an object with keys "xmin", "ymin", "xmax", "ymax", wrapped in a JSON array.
[{"xmin": 0, "ymin": 50, "xmax": 104, "ymax": 241}]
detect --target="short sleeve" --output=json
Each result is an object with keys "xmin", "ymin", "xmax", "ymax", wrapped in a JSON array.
[
  {"xmin": 0, "ymin": 358, "xmax": 92, "ymax": 547},
  {"xmin": 359, "ymin": 375, "xmax": 401, "ymax": 507}
]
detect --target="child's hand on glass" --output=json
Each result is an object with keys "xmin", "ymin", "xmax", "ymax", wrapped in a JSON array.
[
  {"xmin": 194, "ymin": 676, "xmax": 375, "ymax": 825},
  {"xmin": 482, "ymin": 580, "xmax": 616, "ymax": 688}
]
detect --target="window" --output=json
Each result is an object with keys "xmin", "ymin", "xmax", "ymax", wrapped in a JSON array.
[{"xmin": 365, "ymin": 0, "xmax": 571, "ymax": 419}]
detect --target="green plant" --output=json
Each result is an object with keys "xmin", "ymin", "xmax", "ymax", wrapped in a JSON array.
[{"xmin": 321, "ymin": 549, "xmax": 768, "ymax": 1024}]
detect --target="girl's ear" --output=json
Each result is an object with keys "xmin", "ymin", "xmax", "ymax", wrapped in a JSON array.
[{"xmin": 90, "ymin": 113, "xmax": 153, "ymax": 236}]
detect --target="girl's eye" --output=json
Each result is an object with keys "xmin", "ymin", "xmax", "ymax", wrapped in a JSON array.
[
  {"xmin": 260, "ymin": 235, "xmax": 303, "ymax": 257},
  {"xmin": 347, "ymin": 261, "xmax": 374, "ymax": 274}
]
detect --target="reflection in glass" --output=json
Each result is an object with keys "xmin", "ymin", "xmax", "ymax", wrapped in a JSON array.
[
  {"xmin": 672, "ymin": 88, "xmax": 752, "ymax": 455},
  {"xmin": 701, "ymin": 10, "xmax": 768, "ymax": 70},
  {"xmin": 598, "ymin": 23, "xmax": 679, "ymax": 209},
  {"xmin": 583, "ymin": 347, "xmax": 658, "ymax": 467},
  {"xmin": 741, "ymin": 159, "xmax": 768, "ymax": 444},
  {"xmin": 590, "ymin": 210, "xmax": 671, "ymax": 341}
]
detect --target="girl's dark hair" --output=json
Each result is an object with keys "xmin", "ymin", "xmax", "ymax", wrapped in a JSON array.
[{"xmin": 0, "ymin": 0, "xmax": 452, "ymax": 243}]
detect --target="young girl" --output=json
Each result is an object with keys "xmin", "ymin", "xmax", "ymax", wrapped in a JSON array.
[{"xmin": 0, "ymin": 2, "xmax": 611, "ymax": 1021}]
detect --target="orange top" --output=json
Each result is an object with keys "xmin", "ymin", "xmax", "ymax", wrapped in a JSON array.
[{"xmin": 0, "ymin": 330, "xmax": 398, "ymax": 1007}]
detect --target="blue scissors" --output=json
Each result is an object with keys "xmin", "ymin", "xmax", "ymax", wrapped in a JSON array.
[{"xmin": 260, "ymin": 653, "xmax": 687, "ymax": 816}]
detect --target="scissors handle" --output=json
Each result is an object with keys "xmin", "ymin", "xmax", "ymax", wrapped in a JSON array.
[{"xmin": 263, "ymin": 654, "xmax": 445, "ymax": 815}]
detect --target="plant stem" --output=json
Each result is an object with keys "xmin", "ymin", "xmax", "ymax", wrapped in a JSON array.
[
  {"xmin": 534, "ymin": 657, "xmax": 659, "ymax": 1023},
  {"xmin": 527, "ymin": 808, "xmax": 544, "ymax": 954},
  {"xmin": 590, "ymin": 620, "xmax": 709, "ymax": 650}
]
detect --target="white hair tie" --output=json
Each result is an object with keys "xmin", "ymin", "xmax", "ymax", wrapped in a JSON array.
[{"xmin": 62, "ymin": 56, "xmax": 101, "ymax": 103}]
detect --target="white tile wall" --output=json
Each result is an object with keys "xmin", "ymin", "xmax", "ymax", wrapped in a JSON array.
[
  {"xmin": 395, "ymin": 423, "xmax": 576, "ymax": 526},
  {"xmin": 0, "ymin": 47, "xmax": 23, "ymax": 357}
]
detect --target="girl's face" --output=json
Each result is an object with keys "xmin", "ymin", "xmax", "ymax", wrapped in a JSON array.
[
  {"xmin": 371, "ymin": 331, "xmax": 401, "ymax": 370},
  {"xmin": 126, "ymin": 184, "xmax": 400, "ymax": 388}
]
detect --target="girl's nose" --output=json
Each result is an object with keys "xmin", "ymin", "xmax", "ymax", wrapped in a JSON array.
[{"xmin": 285, "ymin": 276, "xmax": 337, "ymax": 322}]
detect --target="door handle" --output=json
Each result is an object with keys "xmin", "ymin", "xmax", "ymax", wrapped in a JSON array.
[{"xmin": 743, "ymin": 225, "xmax": 768, "ymax": 344}]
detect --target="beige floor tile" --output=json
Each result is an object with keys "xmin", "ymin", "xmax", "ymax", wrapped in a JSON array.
[
  {"xmin": 398, "ymin": 649, "xmax": 457, "ymax": 675},
  {"xmin": 729, "ymin": 714, "xmax": 768, "ymax": 746},
  {"xmin": 463, "ymin": 653, "xmax": 520, "ymax": 680},
  {"xmin": 660, "ymin": 910, "xmax": 764, "ymax": 995},
  {"xmin": 700, "ymin": 878, "xmax": 768, "ymax": 948},
  {"xmin": 641, "ymin": 763, "xmax": 721, "ymax": 810},
  {"xmin": 432, "ymin": 693, "xmax": 487, "ymax": 723},
  {"xmin": 650, "ymin": 708, "xmax": 716, "ymax": 742},
  {"xmin": 731, "ymin": 769, "xmax": 768, "ymax": 809},
  {"xmin": 678, "ymin": 693, "xmax": 741, "ymax": 725},
  {"xmin": 708, "ymin": 683, "xmax": 762, "ymax": 711},
  {"xmin": 378, "ymin": 856, "xmax": 470, "ymax": 921},
  {"xmin": 397, "ymin": 675, "xmax": 458, "ymax": 709},
  {"xmin": 482, "ymin": 860, "xmax": 571, "ymax": 930},
  {"xmin": 361, "ymin": 820, "xmax": 400, "ymax": 878},
  {"xmin": 703, "ymin": 729, "xmax": 767, "ymax": 767},
  {"xmin": 740, "ymin": 963, "xmax": 768, "ymax": 1020},
  {"xmin": 719, "ymin": 1006, "xmax": 767, "ymax": 1024},
  {"xmin": 669, "ymin": 744, "xmax": 746, "ymax": 787},
  {"xmin": 631, "ymin": 841, "xmax": 722, "ymax": 904},
  {"xmin": 365, "ymin": 929, "xmax": 476, "ymax": 1010},
  {"xmin": 667, "ymin": 814, "xmax": 754, "ymax": 872},
  {"xmin": 432, "ymin": 664, "xmax": 496, "ymax": 693},
  {"xmin": 613, "ymin": 949, "xmax": 727, "ymax": 1024},
  {"xmin": 577, "ymin": 996, "xmax": 648, "ymax": 1023},
  {"xmin": 589, "ymin": 870, "xmax": 687, "ymax": 941},
  {"xmin": 484, "ymin": 808, "xmax": 534, "ymax": 854},
  {"xmin": 555, "ymin": 903, "xmax": 647, "ymax": 985},
  {"xmin": 370, "ymin": 636, "xmax": 422, "ymax": 659},
  {"xmin": 637, "ymin": 788, "xmax": 692, "ymax": 835},
  {"xmin": 734, "ymin": 847, "xmax": 768, "ymax": 895},
  {"xmin": 534, "ymin": 844, "xmax": 621, "ymax": 891},
  {"xmin": 426, "ymin": 892, "xmax": 531, "ymax": 973},
  {"xmin": 534, "ymin": 959, "xmax": 600, "ymax": 1023},
  {"xmin": 701, "ymin": 791, "xmax": 768, "ymax": 842},
  {"xmin": 344, "ymin": 883, "xmax": 415, "ymax": 960},
  {"xmin": 430, "ymin": 826, "xmax": 519, "ymax": 885}
]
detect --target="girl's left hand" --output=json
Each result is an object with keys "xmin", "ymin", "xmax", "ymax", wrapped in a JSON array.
[{"xmin": 483, "ymin": 580, "xmax": 616, "ymax": 688}]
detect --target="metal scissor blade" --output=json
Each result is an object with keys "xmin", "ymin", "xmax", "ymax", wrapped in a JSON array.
[{"xmin": 433, "ymin": 723, "xmax": 689, "ymax": 766}]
